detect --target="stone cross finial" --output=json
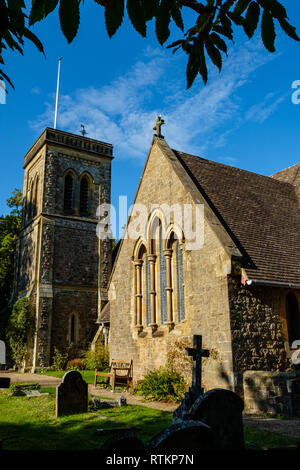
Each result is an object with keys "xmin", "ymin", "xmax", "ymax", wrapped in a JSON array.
[
  {"xmin": 153, "ymin": 116, "xmax": 165, "ymax": 138},
  {"xmin": 81, "ymin": 124, "xmax": 87, "ymax": 137},
  {"xmin": 186, "ymin": 335, "xmax": 209, "ymax": 394}
]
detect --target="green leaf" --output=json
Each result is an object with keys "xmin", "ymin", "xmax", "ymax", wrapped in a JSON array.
[
  {"xmin": 233, "ymin": 0, "xmax": 251, "ymax": 16},
  {"xmin": 186, "ymin": 48, "xmax": 199, "ymax": 89},
  {"xmin": 209, "ymin": 32, "xmax": 227, "ymax": 54},
  {"xmin": 127, "ymin": 0, "xmax": 146, "ymax": 37},
  {"xmin": 278, "ymin": 17, "xmax": 300, "ymax": 42},
  {"xmin": 59, "ymin": 0, "xmax": 80, "ymax": 43},
  {"xmin": 155, "ymin": 0, "xmax": 171, "ymax": 45},
  {"xmin": 142, "ymin": 0, "xmax": 159, "ymax": 21},
  {"xmin": 212, "ymin": 24, "xmax": 233, "ymax": 40},
  {"xmin": 0, "ymin": 68, "xmax": 14, "ymax": 89},
  {"xmin": 261, "ymin": 8, "xmax": 275, "ymax": 52},
  {"xmin": 29, "ymin": 0, "xmax": 59, "ymax": 26},
  {"xmin": 258, "ymin": 0, "xmax": 287, "ymax": 19},
  {"xmin": 105, "ymin": 0, "xmax": 124, "ymax": 38},
  {"xmin": 171, "ymin": 2, "xmax": 184, "ymax": 32},
  {"xmin": 198, "ymin": 44, "xmax": 208, "ymax": 85},
  {"xmin": 243, "ymin": 1, "xmax": 260, "ymax": 38},
  {"xmin": 23, "ymin": 27, "xmax": 45, "ymax": 54},
  {"xmin": 205, "ymin": 39, "xmax": 222, "ymax": 71}
]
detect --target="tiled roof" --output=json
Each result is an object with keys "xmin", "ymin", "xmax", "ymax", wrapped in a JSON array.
[
  {"xmin": 173, "ymin": 150, "xmax": 300, "ymax": 285},
  {"xmin": 98, "ymin": 302, "xmax": 110, "ymax": 323}
]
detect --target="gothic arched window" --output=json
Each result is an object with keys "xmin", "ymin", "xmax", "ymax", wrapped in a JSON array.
[
  {"xmin": 64, "ymin": 173, "xmax": 73, "ymax": 214},
  {"xmin": 80, "ymin": 176, "xmax": 89, "ymax": 215},
  {"xmin": 286, "ymin": 293, "xmax": 300, "ymax": 345},
  {"xmin": 175, "ymin": 241, "xmax": 185, "ymax": 323},
  {"xmin": 70, "ymin": 314, "xmax": 77, "ymax": 344},
  {"xmin": 159, "ymin": 224, "xmax": 167, "ymax": 324}
]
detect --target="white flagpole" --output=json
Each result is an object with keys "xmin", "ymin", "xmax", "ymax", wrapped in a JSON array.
[{"xmin": 54, "ymin": 57, "xmax": 61, "ymax": 129}]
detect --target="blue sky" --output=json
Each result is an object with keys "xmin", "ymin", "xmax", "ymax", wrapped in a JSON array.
[{"xmin": 0, "ymin": 1, "xmax": 299, "ymax": 220}]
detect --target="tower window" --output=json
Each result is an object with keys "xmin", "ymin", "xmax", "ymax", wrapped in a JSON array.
[
  {"xmin": 64, "ymin": 174, "xmax": 73, "ymax": 214},
  {"xmin": 70, "ymin": 314, "xmax": 77, "ymax": 344},
  {"xmin": 80, "ymin": 177, "xmax": 89, "ymax": 215}
]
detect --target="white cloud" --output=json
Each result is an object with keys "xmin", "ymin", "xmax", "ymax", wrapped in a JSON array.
[
  {"xmin": 30, "ymin": 41, "xmax": 278, "ymax": 160},
  {"xmin": 245, "ymin": 91, "xmax": 287, "ymax": 123}
]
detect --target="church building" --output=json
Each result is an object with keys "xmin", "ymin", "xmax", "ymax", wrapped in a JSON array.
[
  {"xmin": 107, "ymin": 127, "xmax": 300, "ymax": 413},
  {"xmin": 12, "ymin": 128, "xmax": 113, "ymax": 371}
]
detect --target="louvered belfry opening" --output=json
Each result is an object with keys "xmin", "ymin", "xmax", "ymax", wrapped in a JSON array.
[
  {"xmin": 80, "ymin": 176, "xmax": 89, "ymax": 215},
  {"xmin": 63, "ymin": 173, "xmax": 73, "ymax": 214}
]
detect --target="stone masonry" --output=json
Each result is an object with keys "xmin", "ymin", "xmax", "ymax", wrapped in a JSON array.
[{"xmin": 13, "ymin": 128, "xmax": 113, "ymax": 371}]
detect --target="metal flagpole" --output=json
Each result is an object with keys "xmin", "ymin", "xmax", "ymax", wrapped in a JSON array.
[{"xmin": 54, "ymin": 57, "xmax": 61, "ymax": 129}]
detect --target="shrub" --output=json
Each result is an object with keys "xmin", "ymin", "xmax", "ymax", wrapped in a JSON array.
[
  {"xmin": 52, "ymin": 347, "xmax": 68, "ymax": 371},
  {"xmin": 84, "ymin": 344, "xmax": 109, "ymax": 370},
  {"xmin": 134, "ymin": 367, "xmax": 188, "ymax": 403},
  {"xmin": 66, "ymin": 358, "xmax": 87, "ymax": 370},
  {"xmin": 6, "ymin": 298, "xmax": 31, "ymax": 367}
]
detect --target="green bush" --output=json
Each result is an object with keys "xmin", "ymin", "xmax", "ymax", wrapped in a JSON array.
[
  {"xmin": 66, "ymin": 358, "xmax": 87, "ymax": 370},
  {"xmin": 84, "ymin": 344, "xmax": 109, "ymax": 370},
  {"xmin": 52, "ymin": 347, "xmax": 68, "ymax": 371},
  {"xmin": 6, "ymin": 298, "xmax": 30, "ymax": 367},
  {"xmin": 9, "ymin": 382, "xmax": 41, "ymax": 395},
  {"xmin": 134, "ymin": 367, "xmax": 188, "ymax": 403}
]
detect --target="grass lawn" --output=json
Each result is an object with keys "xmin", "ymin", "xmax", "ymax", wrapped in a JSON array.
[
  {"xmin": 0, "ymin": 388, "xmax": 299, "ymax": 450},
  {"xmin": 38, "ymin": 369, "xmax": 96, "ymax": 384},
  {"xmin": 0, "ymin": 387, "xmax": 172, "ymax": 450}
]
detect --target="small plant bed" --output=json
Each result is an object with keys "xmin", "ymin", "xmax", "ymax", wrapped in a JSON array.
[
  {"xmin": 133, "ymin": 367, "xmax": 188, "ymax": 403},
  {"xmin": 9, "ymin": 382, "xmax": 41, "ymax": 396}
]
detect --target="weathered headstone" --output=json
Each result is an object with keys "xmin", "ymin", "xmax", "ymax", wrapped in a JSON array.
[
  {"xmin": 147, "ymin": 421, "xmax": 214, "ymax": 451},
  {"xmin": 0, "ymin": 377, "xmax": 10, "ymax": 389},
  {"xmin": 178, "ymin": 389, "xmax": 245, "ymax": 450},
  {"xmin": 56, "ymin": 371, "xmax": 88, "ymax": 417},
  {"xmin": 0, "ymin": 340, "xmax": 5, "ymax": 365}
]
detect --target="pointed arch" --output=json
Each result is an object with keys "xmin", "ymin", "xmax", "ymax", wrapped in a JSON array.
[{"xmin": 63, "ymin": 171, "xmax": 74, "ymax": 214}]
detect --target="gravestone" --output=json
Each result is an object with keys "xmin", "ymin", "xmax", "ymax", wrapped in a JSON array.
[
  {"xmin": 0, "ymin": 340, "xmax": 5, "ymax": 365},
  {"xmin": 56, "ymin": 371, "xmax": 88, "ymax": 417},
  {"xmin": 186, "ymin": 388, "xmax": 244, "ymax": 449},
  {"xmin": 0, "ymin": 377, "xmax": 10, "ymax": 389},
  {"xmin": 174, "ymin": 334, "xmax": 209, "ymax": 422},
  {"xmin": 147, "ymin": 421, "xmax": 214, "ymax": 452}
]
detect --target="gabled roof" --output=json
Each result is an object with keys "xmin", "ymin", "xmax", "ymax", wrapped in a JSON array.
[{"xmin": 173, "ymin": 150, "xmax": 300, "ymax": 286}]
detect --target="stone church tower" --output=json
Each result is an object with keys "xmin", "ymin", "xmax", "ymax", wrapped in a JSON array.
[{"xmin": 12, "ymin": 128, "xmax": 113, "ymax": 371}]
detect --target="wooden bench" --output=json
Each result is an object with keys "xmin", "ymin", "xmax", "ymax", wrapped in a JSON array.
[{"xmin": 94, "ymin": 359, "xmax": 133, "ymax": 391}]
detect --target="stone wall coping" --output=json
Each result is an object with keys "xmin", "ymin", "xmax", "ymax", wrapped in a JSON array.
[{"xmin": 24, "ymin": 127, "xmax": 114, "ymax": 168}]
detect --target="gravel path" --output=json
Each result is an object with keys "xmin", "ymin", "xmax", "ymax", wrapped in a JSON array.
[{"xmin": 2, "ymin": 372, "xmax": 300, "ymax": 438}]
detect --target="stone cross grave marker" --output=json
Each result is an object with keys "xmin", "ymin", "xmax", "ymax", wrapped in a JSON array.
[
  {"xmin": 185, "ymin": 335, "xmax": 209, "ymax": 394},
  {"xmin": 56, "ymin": 370, "xmax": 88, "ymax": 417}
]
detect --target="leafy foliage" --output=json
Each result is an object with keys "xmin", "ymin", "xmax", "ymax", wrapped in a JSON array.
[
  {"xmin": 84, "ymin": 344, "xmax": 109, "ymax": 370},
  {"xmin": 66, "ymin": 357, "xmax": 87, "ymax": 370},
  {"xmin": 0, "ymin": 1, "xmax": 299, "ymax": 88},
  {"xmin": 134, "ymin": 366, "xmax": 188, "ymax": 402},
  {"xmin": 6, "ymin": 297, "xmax": 30, "ymax": 367},
  {"xmin": 51, "ymin": 347, "xmax": 68, "ymax": 370},
  {"xmin": 0, "ymin": 189, "xmax": 22, "ymax": 340}
]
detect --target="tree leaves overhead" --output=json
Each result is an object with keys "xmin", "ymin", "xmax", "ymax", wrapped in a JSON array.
[
  {"xmin": 105, "ymin": 0, "xmax": 124, "ymax": 38},
  {"xmin": 0, "ymin": 0, "xmax": 299, "ymax": 90},
  {"xmin": 59, "ymin": 0, "xmax": 80, "ymax": 43}
]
